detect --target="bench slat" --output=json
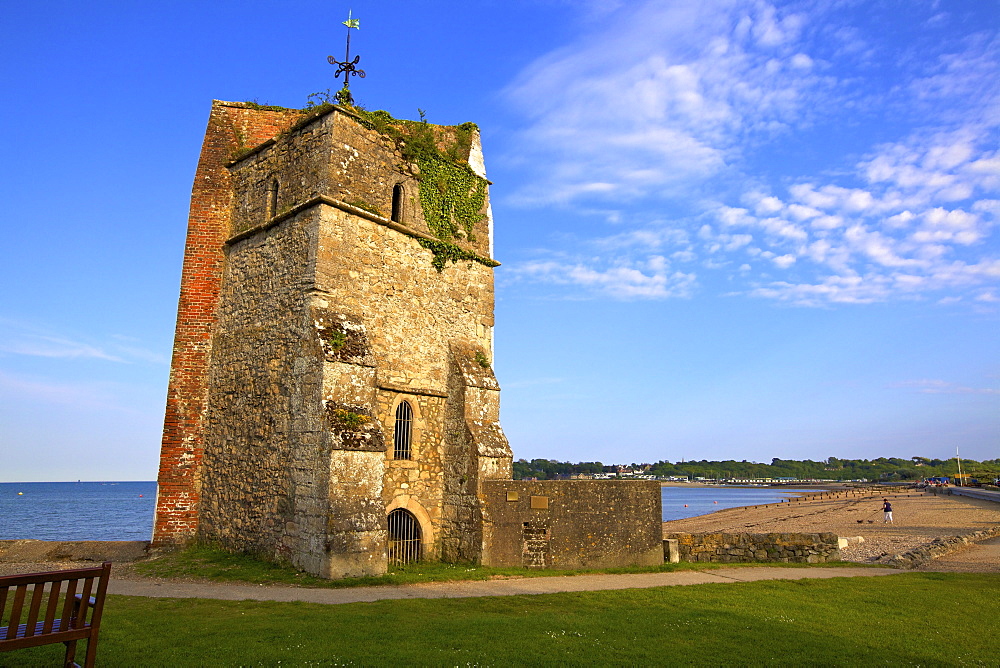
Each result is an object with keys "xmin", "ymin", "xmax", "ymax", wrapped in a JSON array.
[
  {"xmin": 4, "ymin": 585, "xmax": 27, "ymax": 641},
  {"xmin": 0, "ymin": 562, "xmax": 111, "ymax": 668},
  {"xmin": 0, "ymin": 565, "xmax": 111, "ymax": 586},
  {"xmin": 41, "ymin": 579, "xmax": 62, "ymax": 635},
  {"xmin": 23, "ymin": 581, "xmax": 46, "ymax": 639},
  {"xmin": 77, "ymin": 577, "xmax": 95, "ymax": 628},
  {"xmin": 59, "ymin": 578, "xmax": 78, "ymax": 632},
  {"xmin": 0, "ymin": 621, "xmax": 94, "ymax": 650}
]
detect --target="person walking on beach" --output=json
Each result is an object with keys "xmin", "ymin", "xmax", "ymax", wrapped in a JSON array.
[{"xmin": 882, "ymin": 498, "xmax": 893, "ymax": 523}]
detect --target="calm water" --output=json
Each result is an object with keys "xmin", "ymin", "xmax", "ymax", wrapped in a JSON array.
[
  {"xmin": 661, "ymin": 486, "xmax": 813, "ymax": 521},
  {"xmin": 1, "ymin": 481, "xmax": 811, "ymax": 540},
  {"xmin": 0, "ymin": 481, "xmax": 157, "ymax": 541}
]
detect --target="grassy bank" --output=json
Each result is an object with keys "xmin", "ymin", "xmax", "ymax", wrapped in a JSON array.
[
  {"xmin": 135, "ymin": 544, "xmax": 859, "ymax": 588},
  {"xmin": 5, "ymin": 573, "xmax": 996, "ymax": 666}
]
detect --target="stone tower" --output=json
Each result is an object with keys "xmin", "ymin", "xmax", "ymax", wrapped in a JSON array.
[{"xmin": 153, "ymin": 100, "xmax": 512, "ymax": 577}]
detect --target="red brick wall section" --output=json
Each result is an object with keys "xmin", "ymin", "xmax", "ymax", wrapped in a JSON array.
[{"xmin": 153, "ymin": 101, "xmax": 304, "ymax": 547}]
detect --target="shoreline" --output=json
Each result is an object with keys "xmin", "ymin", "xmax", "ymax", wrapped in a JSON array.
[
  {"xmin": 662, "ymin": 488, "xmax": 1000, "ymax": 564},
  {"xmin": 658, "ymin": 481, "xmax": 847, "ymax": 489}
]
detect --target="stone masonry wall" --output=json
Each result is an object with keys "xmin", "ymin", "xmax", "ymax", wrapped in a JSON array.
[
  {"xmin": 228, "ymin": 108, "xmax": 491, "ymax": 260},
  {"xmin": 481, "ymin": 481, "xmax": 663, "ymax": 569},
  {"xmin": 314, "ymin": 203, "xmax": 508, "ymax": 563},
  {"xmin": 664, "ymin": 532, "xmax": 841, "ymax": 563},
  {"xmin": 883, "ymin": 525, "xmax": 1000, "ymax": 569},
  {"xmin": 441, "ymin": 342, "xmax": 511, "ymax": 562},
  {"xmin": 184, "ymin": 104, "xmax": 509, "ymax": 575},
  {"xmin": 196, "ymin": 206, "xmax": 330, "ymax": 572},
  {"xmin": 154, "ymin": 101, "xmax": 303, "ymax": 547}
]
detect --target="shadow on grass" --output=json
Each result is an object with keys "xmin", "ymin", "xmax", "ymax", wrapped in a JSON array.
[{"xmin": 135, "ymin": 544, "xmax": 883, "ymax": 589}]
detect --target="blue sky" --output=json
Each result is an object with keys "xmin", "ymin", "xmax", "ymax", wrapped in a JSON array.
[{"xmin": 1, "ymin": 0, "xmax": 997, "ymax": 482}]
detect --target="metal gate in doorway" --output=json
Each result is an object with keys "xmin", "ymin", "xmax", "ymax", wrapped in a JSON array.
[{"xmin": 387, "ymin": 508, "xmax": 422, "ymax": 565}]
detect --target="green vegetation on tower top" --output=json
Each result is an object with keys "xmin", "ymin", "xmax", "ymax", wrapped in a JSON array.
[
  {"xmin": 304, "ymin": 91, "xmax": 495, "ymax": 272},
  {"xmin": 349, "ymin": 106, "xmax": 487, "ymax": 242}
]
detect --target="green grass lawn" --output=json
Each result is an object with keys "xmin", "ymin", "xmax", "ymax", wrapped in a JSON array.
[
  {"xmin": 4, "ymin": 573, "xmax": 996, "ymax": 666},
  {"xmin": 133, "ymin": 544, "xmax": 870, "ymax": 588}
]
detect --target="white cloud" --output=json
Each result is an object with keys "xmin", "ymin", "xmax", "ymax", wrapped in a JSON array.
[
  {"xmin": 975, "ymin": 290, "xmax": 999, "ymax": 303},
  {"xmin": 719, "ymin": 120, "xmax": 999, "ymax": 304},
  {"xmin": 498, "ymin": 1, "xmax": 998, "ymax": 305},
  {"xmin": 0, "ymin": 335, "xmax": 125, "ymax": 362},
  {"xmin": 787, "ymin": 203, "xmax": 821, "ymax": 221},
  {"xmin": 755, "ymin": 196, "xmax": 784, "ymax": 215},
  {"xmin": 772, "ymin": 254, "xmax": 796, "ymax": 268},
  {"xmin": 748, "ymin": 274, "xmax": 891, "ymax": 306},
  {"xmin": 508, "ymin": 257, "xmax": 697, "ymax": 299},
  {"xmin": 502, "ymin": 0, "xmax": 832, "ymax": 205},
  {"xmin": 0, "ymin": 319, "xmax": 167, "ymax": 365},
  {"xmin": 595, "ymin": 225, "xmax": 690, "ymax": 251},
  {"xmin": 790, "ymin": 53, "xmax": 813, "ymax": 70},
  {"xmin": 889, "ymin": 379, "xmax": 1000, "ymax": 395},
  {"xmin": 0, "ymin": 370, "xmax": 128, "ymax": 410}
]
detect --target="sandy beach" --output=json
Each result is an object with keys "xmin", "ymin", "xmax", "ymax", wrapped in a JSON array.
[{"xmin": 662, "ymin": 487, "xmax": 1000, "ymax": 566}]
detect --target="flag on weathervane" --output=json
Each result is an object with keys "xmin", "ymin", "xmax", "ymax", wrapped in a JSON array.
[{"xmin": 328, "ymin": 9, "xmax": 365, "ymax": 105}]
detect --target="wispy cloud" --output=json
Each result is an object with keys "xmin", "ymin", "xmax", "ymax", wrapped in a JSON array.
[
  {"xmin": 0, "ymin": 319, "xmax": 167, "ymax": 365},
  {"xmin": 889, "ymin": 379, "xmax": 1000, "ymax": 395},
  {"xmin": 0, "ymin": 335, "xmax": 126, "ymax": 362},
  {"xmin": 716, "ymin": 122, "xmax": 1000, "ymax": 305},
  {"xmin": 499, "ymin": 0, "xmax": 999, "ymax": 306},
  {"xmin": 0, "ymin": 370, "xmax": 129, "ymax": 410},
  {"xmin": 506, "ymin": 256, "xmax": 697, "ymax": 300},
  {"xmin": 502, "ymin": 0, "xmax": 832, "ymax": 206}
]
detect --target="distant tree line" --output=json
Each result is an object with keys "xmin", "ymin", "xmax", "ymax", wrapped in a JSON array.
[{"xmin": 512, "ymin": 456, "xmax": 1000, "ymax": 482}]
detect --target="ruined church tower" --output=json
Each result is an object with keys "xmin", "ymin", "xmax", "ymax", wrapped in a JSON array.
[{"xmin": 153, "ymin": 100, "xmax": 512, "ymax": 577}]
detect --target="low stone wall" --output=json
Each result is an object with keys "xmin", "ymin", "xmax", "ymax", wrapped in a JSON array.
[
  {"xmin": 883, "ymin": 526, "xmax": 1000, "ymax": 569},
  {"xmin": 663, "ymin": 532, "xmax": 841, "ymax": 564},
  {"xmin": 481, "ymin": 480, "xmax": 663, "ymax": 569}
]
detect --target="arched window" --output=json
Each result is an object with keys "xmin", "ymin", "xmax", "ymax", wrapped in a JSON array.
[
  {"xmin": 387, "ymin": 508, "xmax": 422, "ymax": 565},
  {"xmin": 267, "ymin": 179, "xmax": 279, "ymax": 219},
  {"xmin": 393, "ymin": 400, "xmax": 412, "ymax": 460},
  {"xmin": 391, "ymin": 184, "xmax": 404, "ymax": 223}
]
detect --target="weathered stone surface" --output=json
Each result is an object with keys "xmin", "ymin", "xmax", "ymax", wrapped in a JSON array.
[
  {"xmin": 154, "ymin": 101, "xmax": 305, "ymax": 547},
  {"xmin": 883, "ymin": 525, "xmax": 1000, "ymax": 569},
  {"xmin": 155, "ymin": 100, "xmax": 664, "ymax": 578},
  {"xmin": 663, "ymin": 532, "xmax": 842, "ymax": 564},
  {"xmin": 481, "ymin": 481, "xmax": 664, "ymax": 569},
  {"xmin": 156, "ymin": 101, "xmax": 509, "ymax": 577}
]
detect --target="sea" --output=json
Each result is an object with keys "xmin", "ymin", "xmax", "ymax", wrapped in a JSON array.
[
  {"xmin": 0, "ymin": 481, "xmax": 813, "ymax": 541},
  {"xmin": 1, "ymin": 481, "xmax": 157, "ymax": 541},
  {"xmin": 659, "ymin": 485, "xmax": 813, "ymax": 521}
]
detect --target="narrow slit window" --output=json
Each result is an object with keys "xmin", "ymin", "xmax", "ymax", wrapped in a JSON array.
[
  {"xmin": 394, "ymin": 400, "xmax": 412, "ymax": 460},
  {"xmin": 268, "ymin": 179, "xmax": 279, "ymax": 219},
  {"xmin": 391, "ymin": 184, "xmax": 404, "ymax": 223}
]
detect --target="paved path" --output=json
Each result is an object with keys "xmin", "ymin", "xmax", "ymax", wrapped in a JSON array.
[{"xmin": 109, "ymin": 567, "xmax": 904, "ymax": 605}]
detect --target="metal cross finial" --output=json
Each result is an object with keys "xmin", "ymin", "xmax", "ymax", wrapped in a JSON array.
[{"xmin": 327, "ymin": 9, "xmax": 365, "ymax": 105}]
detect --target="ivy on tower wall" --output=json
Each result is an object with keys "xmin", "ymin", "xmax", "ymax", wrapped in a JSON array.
[{"xmin": 349, "ymin": 107, "xmax": 498, "ymax": 271}]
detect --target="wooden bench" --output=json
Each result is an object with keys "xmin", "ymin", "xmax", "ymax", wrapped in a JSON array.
[{"xmin": 0, "ymin": 562, "xmax": 111, "ymax": 668}]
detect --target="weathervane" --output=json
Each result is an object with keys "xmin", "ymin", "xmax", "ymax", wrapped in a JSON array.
[{"xmin": 327, "ymin": 10, "xmax": 365, "ymax": 105}]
